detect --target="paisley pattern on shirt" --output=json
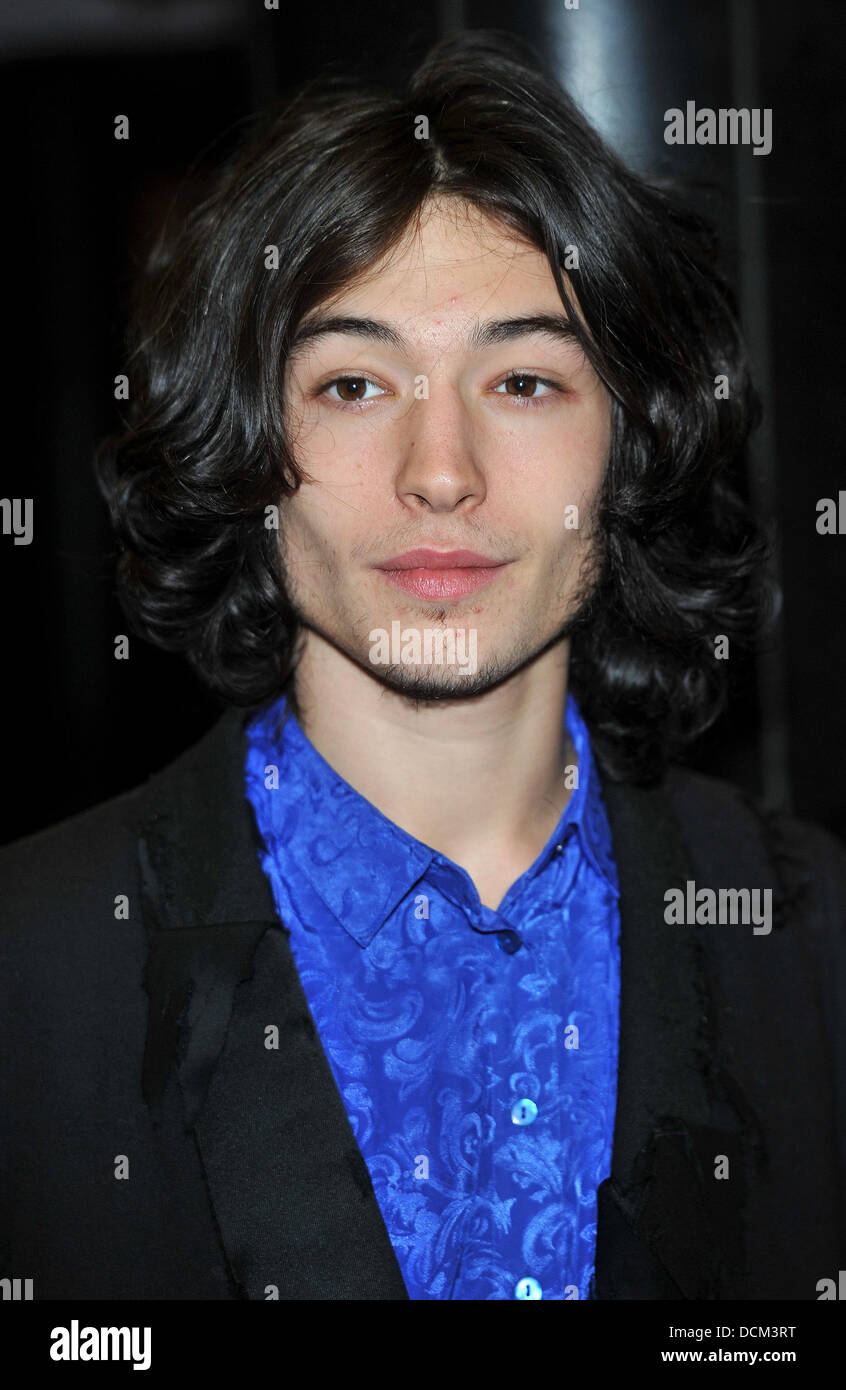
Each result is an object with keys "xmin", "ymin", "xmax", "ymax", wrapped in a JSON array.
[{"xmin": 245, "ymin": 692, "xmax": 620, "ymax": 1300}]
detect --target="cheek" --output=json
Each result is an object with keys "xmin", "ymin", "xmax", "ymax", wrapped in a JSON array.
[
  {"xmin": 282, "ymin": 480, "xmax": 373, "ymax": 588},
  {"xmin": 296, "ymin": 433, "xmax": 391, "ymax": 509},
  {"xmin": 581, "ymin": 387, "xmax": 613, "ymax": 461},
  {"xmin": 281, "ymin": 492, "xmax": 339, "ymax": 568},
  {"xmin": 554, "ymin": 405, "xmax": 611, "ymax": 503},
  {"xmin": 500, "ymin": 411, "xmax": 609, "ymax": 509},
  {"xmin": 294, "ymin": 395, "xmax": 390, "ymax": 461}
]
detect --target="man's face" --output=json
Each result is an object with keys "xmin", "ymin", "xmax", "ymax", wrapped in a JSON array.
[{"xmin": 281, "ymin": 197, "xmax": 611, "ymax": 699}]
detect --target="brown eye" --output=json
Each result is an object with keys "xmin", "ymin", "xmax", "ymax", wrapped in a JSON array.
[
  {"xmin": 319, "ymin": 376, "xmax": 387, "ymax": 405},
  {"xmin": 334, "ymin": 377, "xmax": 370, "ymax": 401},
  {"xmin": 504, "ymin": 373, "xmax": 539, "ymax": 397},
  {"xmin": 494, "ymin": 374, "xmax": 558, "ymax": 403}
]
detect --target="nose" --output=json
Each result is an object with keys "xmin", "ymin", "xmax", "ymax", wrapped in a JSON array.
[{"xmin": 394, "ymin": 387, "xmax": 487, "ymax": 514}]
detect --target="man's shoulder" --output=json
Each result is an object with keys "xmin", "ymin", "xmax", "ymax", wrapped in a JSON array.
[
  {"xmin": 663, "ymin": 762, "xmax": 846, "ymax": 924},
  {"xmin": 665, "ymin": 762, "xmax": 845, "ymax": 863},
  {"xmin": 0, "ymin": 784, "xmax": 147, "ymax": 937},
  {"xmin": 0, "ymin": 707, "xmax": 246, "ymax": 923}
]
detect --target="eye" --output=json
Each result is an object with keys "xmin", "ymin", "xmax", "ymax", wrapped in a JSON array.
[
  {"xmin": 318, "ymin": 376, "xmax": 390, "ymax": 406},
  {"xmin": 493, "ymin": 373, "xmax": 560, "ymax": 405}
]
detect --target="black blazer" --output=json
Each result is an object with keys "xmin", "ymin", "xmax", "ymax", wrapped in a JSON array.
[{"xmin": 1, "ymin": 707, "xmax": 844, "ymax": 1300}]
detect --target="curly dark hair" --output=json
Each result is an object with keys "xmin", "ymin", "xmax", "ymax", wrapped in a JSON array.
[{"xmin": 95, "ymin": 28, "xmax": 773, "ymax": 785}]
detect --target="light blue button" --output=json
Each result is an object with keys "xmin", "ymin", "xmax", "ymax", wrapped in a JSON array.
[
  {"xmin": 515, "ymin": 1277, "xmax": 543, "ymax": 1300},
  {"xmin": 511, "ymin": 1098, "xmax": 538, "ymax": 1126}
]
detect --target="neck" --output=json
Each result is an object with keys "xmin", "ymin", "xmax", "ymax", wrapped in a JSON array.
[{"xmin": 291, "ymin": 632, "xmax": 576, "ymax": 906}]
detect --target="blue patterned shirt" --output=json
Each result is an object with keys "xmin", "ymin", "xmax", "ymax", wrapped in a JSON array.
[{"xmin": 244, "ymin": 691, "xmax": 621, "ymax": 1300}]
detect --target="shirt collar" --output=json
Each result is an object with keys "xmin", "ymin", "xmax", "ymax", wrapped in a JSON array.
[
  {"xmin": 552, "ymin": 690, "xmax": 620, "ymax": 892},
  {"xmin": 246, "ymin": 701, "xmax": 435, "ymax": 946},
  {"xmin": 246, "ymin": 690, "xmax": 617, "ymax": 948}
]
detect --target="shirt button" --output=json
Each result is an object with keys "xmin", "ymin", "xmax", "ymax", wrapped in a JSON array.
[
  {"xmin": 511, "ymin": 1098, "xmax": 538, "ymax": 1126},
  {"xmin": 514, "ymin": 1277, "xmax": 543, "ymax": 1300},
  {"xmin": 496, "ymin": 929, "xmax": 522, "ymax": 954}
]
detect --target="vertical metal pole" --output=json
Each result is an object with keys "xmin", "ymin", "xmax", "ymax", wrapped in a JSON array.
[
  {"xmin": 438, "ymin": 0, "xmax": 466, "ymax": 37},
  {"xmin": 730, "ymin": 0, "xmax": 792, "ymax": 811}
]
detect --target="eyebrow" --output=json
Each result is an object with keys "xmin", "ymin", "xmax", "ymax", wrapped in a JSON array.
[{"xmin": 287, "ymin": 312, "xmax": 583, "ymax": 360}]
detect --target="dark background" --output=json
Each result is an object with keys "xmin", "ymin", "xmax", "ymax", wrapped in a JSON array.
[{"xmin": 1, "ymin": 0, "xmax": 844, "ymax": 846}]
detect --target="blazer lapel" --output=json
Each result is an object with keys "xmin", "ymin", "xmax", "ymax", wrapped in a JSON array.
[
  {"xmin": 137, "ymin": 707, "xmax": 409, "ymax": 1299},
  {"xmin": 593, "ymin": 772, "xmax": 749, "ymax": 1299}
]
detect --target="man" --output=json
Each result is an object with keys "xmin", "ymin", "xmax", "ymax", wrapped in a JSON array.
[{"xmin": 1, "ymin": 31, "xmax": 844, "ymax": 1302}]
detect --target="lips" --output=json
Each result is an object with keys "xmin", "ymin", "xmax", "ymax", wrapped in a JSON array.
[{"xmin": 375, "ymin": 548, "xmax": 511, "ymax": 600}]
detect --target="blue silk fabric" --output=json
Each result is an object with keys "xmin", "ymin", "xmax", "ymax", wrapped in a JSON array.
[{"xmin": 244, "ymin": 691, "xmax": 621, "ymax": 1300}]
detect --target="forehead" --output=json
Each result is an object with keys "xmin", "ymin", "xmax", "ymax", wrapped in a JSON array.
[{"xmin": 313, "ymin": 197, "xmax": 566, "ymax": 327}]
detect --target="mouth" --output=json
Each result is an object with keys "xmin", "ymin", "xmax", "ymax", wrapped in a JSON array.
[{"xmin": 374, "ymin": 548, "xmax": 513, "ymax": 600}]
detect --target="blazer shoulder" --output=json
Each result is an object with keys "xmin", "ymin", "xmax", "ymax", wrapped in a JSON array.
[
  {"xmin": 0, "ymin": 781, "xmax": 144, "ymax": 903},
  {"xmin": 0, "ymin": 708, "xmax": 244, "ymax": 924},
  {"xmin": 663, "ymin": 762, "xmax": 846, "ymax": 928}
]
